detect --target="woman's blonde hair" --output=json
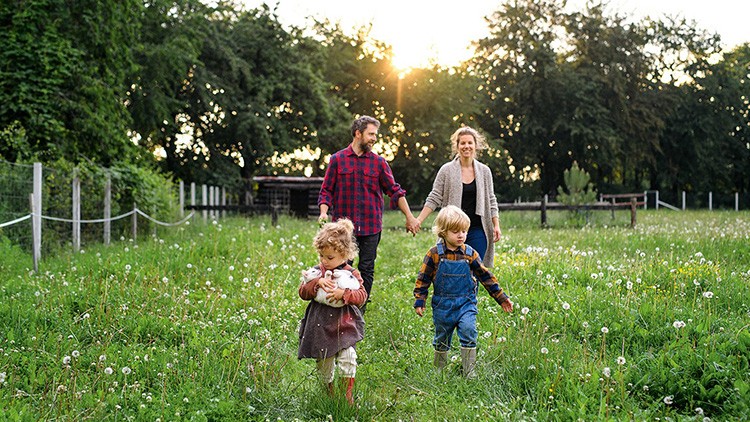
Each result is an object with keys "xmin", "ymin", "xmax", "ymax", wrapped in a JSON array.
[
  {"xmin": 450, "ymin": 126, "xmax": 488, "ymax": 158},
  {"xmin": 313, "ymin": 218, "xmax": 358, "ymax": 260},
  {"xmin": 432, "ymin": 205, "xmax": 470, "ymax": 239}
]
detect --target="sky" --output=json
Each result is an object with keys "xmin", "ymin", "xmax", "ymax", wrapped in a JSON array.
[{"xmin": 240, "ymin": 0, "xmax": 748, "ymax": 69}]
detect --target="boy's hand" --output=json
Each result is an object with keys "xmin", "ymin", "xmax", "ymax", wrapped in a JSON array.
[
  {"xmin": 501, "ymin": 300, "xmax": 513, "ymax": 313},
  {"xmin": 415, "ymin": 306, "xmax": 425, "ymax": 317}
]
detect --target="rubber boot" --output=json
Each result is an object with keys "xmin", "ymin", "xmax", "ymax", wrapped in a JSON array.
[
  {"xmin": 343, "ymin": 377, "xmax": 355, "ymax": 405},
  {"xmin": 460, "ymin": 347, "xmax": 477, "ymax": 378},
  {"xmin": 433, "ymin": 350, "xmax": 448, "ymax": 370}
]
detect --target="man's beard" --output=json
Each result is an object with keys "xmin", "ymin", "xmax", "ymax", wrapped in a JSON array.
[{"xmin": 361, "ymin": 141, "xmax": 373, "ymax": 153}]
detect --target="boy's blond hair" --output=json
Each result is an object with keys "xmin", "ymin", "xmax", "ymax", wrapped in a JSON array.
[
  {"xmin": 313, "ymin": 218, "xmax": 358, "ymax": 260},
  {"xmin": 432, "ymin": 205, "xmax": 470, "ymax": 239}
]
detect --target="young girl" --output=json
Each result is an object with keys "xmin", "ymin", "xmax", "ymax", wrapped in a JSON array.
[
  {"xmin": 414, "ymin": 205, "xmax": 513, "ymax": 377},
  {"xmin": 298, "ymin": 218, "xmax": 367, "ymax": 404}
]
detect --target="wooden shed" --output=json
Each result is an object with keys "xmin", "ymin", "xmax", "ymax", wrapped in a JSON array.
[{"xmin": 253, "ymin": 176, "xmax": 323, "ymax": 218}]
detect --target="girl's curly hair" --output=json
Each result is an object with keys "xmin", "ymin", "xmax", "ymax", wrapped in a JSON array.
[{"xmin": 313, "ymin": 218, "xmax": 358, "ymax": 260}]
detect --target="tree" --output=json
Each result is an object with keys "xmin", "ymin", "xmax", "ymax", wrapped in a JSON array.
[{"xmin": 0, "ymin": 0, "xmax": 142, "ymax": 165}]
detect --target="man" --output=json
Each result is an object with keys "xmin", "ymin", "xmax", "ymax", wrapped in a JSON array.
[{"xmin": 318, "ymin": 115, "xmax": 419, "ymax": 312}]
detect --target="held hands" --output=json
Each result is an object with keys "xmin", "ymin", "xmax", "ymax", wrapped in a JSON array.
[
  {"xmin": 415, "ymin": 306, "xmax": 425, "ymax": 317},
  {"xmin": 406, "ymin": 215, "xmax": 421, "ymax": 236}
]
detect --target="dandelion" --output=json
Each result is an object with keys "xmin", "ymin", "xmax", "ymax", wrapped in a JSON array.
[
  {"xmin": 590, "ymin": 273, "xmax": 598, "ymax": 279},
  {"xmin": 673, "ymin": 320, "xmax": 686, "ymax": 329},
  {"xmin": 663, "ymin": 395, "xmax": 674, "ymax": 405},
  {"xmin": 71, "ymin": 350, "xmax": 80, "ymax": 359},
  {"xmin": 586, "ymin": 285, "xmax": 593, "ymax": 292},
  {"xmin": 0, "ymin": 372, "xmax": 6, "ymax": 384},
  {"xmin": 122, "ymin": 367, "xmax": 132, "ymax": 375},
  {"xmin": 540, "ymin": 347, "xmax": 549, "ymax": 354},
  {"xmin": 125, "ymin": 264, "xmax": 131, "ymax": 271},
  {"xmin": 183, "ymin": 397, "xmax": 189, "ymax": 403},
  {"xmin": 601, "ymin": 326, "xmax": 609, "ymax": 334},
  {"xmin": 99, "ymin": 355, "xmax": 106, "ymax": 362},
  {"xmin": 626, "ymin": 281, "xmax": 633, "ymax": 290},
  {"xmin": 695, "ymin": 407, "xmax": 704, "ymax": 415},
  {"xmin": 603, "ymin": 367, "xmax": 611, "ymax": 378},
  {"xmin": 521, "ymin": 307, "xmax": 530, "ymax": 315},
  {"xmin": 562, "ymin": 302, "xmax": 570, "ymax": 310},
  {"xmin": 702, "ymin": 291, "xmax": 714, "ymax": 299},
  {"xmin": 187, "ymin": 263, "xmax": 193, "ymax": 269},
  {"xmin": 62, "ymin": 356, "xmax": 72, "ymax": 365},
  {"xmin": 617, "ymin": 356, "xmax": 626, "ymax": 365},
  {"xmin": 254, "ymin": 281, "xmax": 261, "ymax": 288},
  {"xmin": 104, "ymin": 367, "xmax": 113, "ymax": 375},
  {"xmin": 483, "ymin": 331, "xmax": 492, "ymax": 338}
]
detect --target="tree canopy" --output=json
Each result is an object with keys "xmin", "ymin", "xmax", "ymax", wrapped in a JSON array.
[{"xmin": 1, "ymin": 0, "xmax": 748, "ymax": 203}]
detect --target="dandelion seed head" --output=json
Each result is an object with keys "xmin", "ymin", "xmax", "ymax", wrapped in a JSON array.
[
  {"xmin": 617, "ymin": 356, "xmax": 626, "ymax": 365},
  {"xmin": 122, "ymin": 366, "xmax": 132, "ymax": 375},
  {"xmin": 603, "ymin": 367, "xmax": 611, "ymax": 378},
  {"xmin": 521, "ymin": 307, "xmax": 530, "ymax": 315},
  {"xmin": 562, "ymin": 302, "xmax": 570, "ymax": 310},
  {"xmin": 601, "ymin": 326, "xmax": 609, "ymax": 334},
  {"xmin": 664, "ymin": 395, "xmax": 674, "ymax": 405},
  {"xmin": 104, "ymin": 367, "xmax": 113, "ymax": 375}
]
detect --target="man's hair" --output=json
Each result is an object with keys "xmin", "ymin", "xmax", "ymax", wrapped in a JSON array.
[
  {"xmin": 351, "ymin": 115, "xmax": 381, "ymax": 138},
  {"xmin": 432, "ymin": 205, "xmax": 470, "ymax": 239}
]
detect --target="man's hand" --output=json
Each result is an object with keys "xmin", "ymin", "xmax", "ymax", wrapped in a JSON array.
[
  {"xmin": 318, "ymin": 213, "xmax": 329, "ymax": 227},
  {"xmin": 405, "ymin": 215, "xmax": 421, "ymax": 236},
  {"xmin": 415, "ymin": 306, "xmax": 425, "ymax": 317}
]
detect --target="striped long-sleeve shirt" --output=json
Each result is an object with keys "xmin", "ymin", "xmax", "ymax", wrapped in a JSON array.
[
  {"xmin": 414, "ymin": 242, "xmax": 509, "ymax": 309},
  {"xmin": 318, "ymin": 144, "xmax": 406, "ymax": 236}
]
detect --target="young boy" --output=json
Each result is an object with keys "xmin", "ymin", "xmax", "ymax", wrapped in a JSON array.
[{"xmin": 414, "ymin": 205, "xmax": 513, "ymax": 377}]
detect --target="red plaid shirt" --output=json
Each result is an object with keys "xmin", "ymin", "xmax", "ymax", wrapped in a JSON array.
[{"xmin": 318, "ymin": 144, "xmax": 406, "ymax": 236}]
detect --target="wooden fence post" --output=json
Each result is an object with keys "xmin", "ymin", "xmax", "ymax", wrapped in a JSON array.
[
  {"xmin": 202, "ymin": 184, "xmax": 208, "ymax": 222},
  {"xmin": 72, "ymin": 169, "xmax": 80, "ymax": 253},
  {"xmin": 32, "ymin": 162, "xmax": 42, "ymax": 270},
  {"xmin": 29, "ymin": 194, "xmax": 39, "ymax": 273},
  {"xmin": 221, "ymin": 187, "xmax": 227, "ymax": 218},
  {"xmin": 709, "ymin": 192, "xmax": 713, "ymax": 211},
  {"xmin": 736, "ymin": 193, "xmax": 739, "ymax": 211},
  {"xmin": 682, "ymin": 190, "xmax": 686, "ymax": 210},
  {"xmin": 104, "ymin": 175, "xmax": 111, "ymax": 245},
  {"xmin": 179, "ymin": 180, "xmax": 185, "ymax": 217},
  {"xmin": 132, "ymin": 202, "xmax": 138, "ymax": 241},
  {"xmin": 190, "ymin": 182, "xmax": 196, "ymax": 221},
  {"xmin": 630, "ymin": 197, "xmax": 637, "ymax": 228},
  {"xmin": 208, "ymin": 186, "xmax": 214, "ymax": 220},
  {"xmin": 541, "ymin": 194, "xmax": 548, "ymax": 228}
]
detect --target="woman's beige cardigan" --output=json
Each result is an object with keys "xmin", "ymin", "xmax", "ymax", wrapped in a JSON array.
[{"xmin": 423, "ymin": 158, "xmax": 499, "ymax": 267}]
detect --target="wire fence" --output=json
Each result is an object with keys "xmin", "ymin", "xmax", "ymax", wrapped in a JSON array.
[{"xmin": 0, "ymin": 160, "xmax": 196, "ymax": 271}]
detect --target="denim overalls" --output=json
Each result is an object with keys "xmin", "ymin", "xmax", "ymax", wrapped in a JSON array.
[{"xmin": 431, "ymin": 242, "xmax": 479, "ymax": 351}]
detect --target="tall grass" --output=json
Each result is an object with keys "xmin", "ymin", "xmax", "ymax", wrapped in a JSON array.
[{"xmin": 1, "ymin": 210, "xmax": 748, "ymax": 420}]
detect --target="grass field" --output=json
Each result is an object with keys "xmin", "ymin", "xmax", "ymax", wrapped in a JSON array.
[{"xmin": 1, "ymin": 209, "xmax": 749, "ymax": 420}]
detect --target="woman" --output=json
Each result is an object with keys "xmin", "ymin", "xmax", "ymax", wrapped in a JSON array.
[{"xmin": 414, "ymin": 127, "xmax": 501, "ymax": 267}]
